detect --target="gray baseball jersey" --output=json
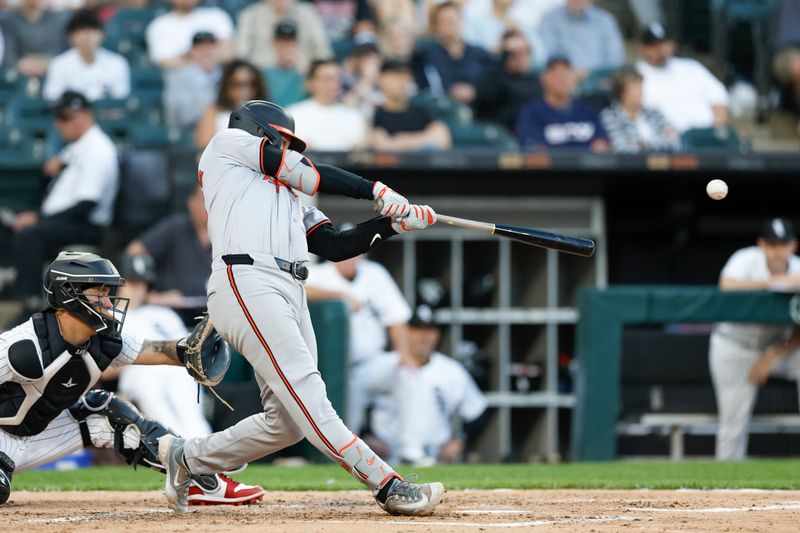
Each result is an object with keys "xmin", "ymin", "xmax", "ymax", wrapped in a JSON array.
[{"xmin": 184, "ymin": 128, "xmax": 400, "ymax": 492}]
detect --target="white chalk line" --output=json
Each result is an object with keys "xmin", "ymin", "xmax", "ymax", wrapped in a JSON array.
[
  {"xmin": 456, "ymin": 509, "xmax": 528, "ymax": 514},
  {"xmin": 628, "ymin": 502, "xmax": 800, "ymax": 514},
  {"xmin": 316, "ymin": 516, "xmax": 638, "ymax": 528},
  {"xmin": 27, "ymin": 509, "xmax": 173, "ymax": 524}
]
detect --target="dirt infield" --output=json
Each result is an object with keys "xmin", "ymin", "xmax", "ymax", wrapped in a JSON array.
[{"xmin": 4, "ymin": 489, "xmax": 800, "ymax": 532}]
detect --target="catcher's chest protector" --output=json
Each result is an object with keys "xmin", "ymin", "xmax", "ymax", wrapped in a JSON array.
[{"xmin": 0, "ymin": 311, "xmax": 121, "ymax": 436}]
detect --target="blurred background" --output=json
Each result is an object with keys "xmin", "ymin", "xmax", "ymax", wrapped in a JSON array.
[{"xmin": 1, "ymin": 0, "xmax": 799, "ymax": 467}]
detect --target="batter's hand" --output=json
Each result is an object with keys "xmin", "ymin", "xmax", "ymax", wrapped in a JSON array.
[
  {"xmin": 391, "ymin": 205, "xmax": 436, "ymax": 233},
  {"xmin": 373, "ymin": 181, "xmax": 410, "ymax": 218}
]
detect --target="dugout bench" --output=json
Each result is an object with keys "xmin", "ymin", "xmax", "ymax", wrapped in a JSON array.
[{"xmin": 572, "ymin": 286, "xmax": 800, "ymax": 461}]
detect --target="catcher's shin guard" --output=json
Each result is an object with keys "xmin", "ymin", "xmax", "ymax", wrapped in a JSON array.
[
  {"xmin": 69, "ymin": 390, "xmax": 175, "ymax": 472},
  {"xmin": 0, "ymin": 451, "xmax": 14, "ymax": 504}
]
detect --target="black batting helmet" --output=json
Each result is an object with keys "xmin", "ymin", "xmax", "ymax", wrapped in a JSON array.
[
  {"xmin": 44, "ymin": 251, "xmax": 129, "ymax": 339},
  {"xmin": 116, "ymin": 253, "xmax": 156, "ymax": 285},
  {"xmin": 228, "ymin": 100, "xmax": 307, "ymax": 152}
]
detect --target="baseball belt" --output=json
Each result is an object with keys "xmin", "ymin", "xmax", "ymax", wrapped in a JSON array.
[{"xmin": 222, "ymin": 254, "xmax": 308, "ymax": 281}]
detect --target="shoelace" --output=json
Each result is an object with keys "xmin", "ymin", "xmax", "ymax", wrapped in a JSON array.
[{"xmin": 390, "ymin": 476, "xmax": 422, "ymax": 502}]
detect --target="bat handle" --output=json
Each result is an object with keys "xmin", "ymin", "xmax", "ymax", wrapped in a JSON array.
[{"xmin": 436, "ymin": 214, "xmax": 496, "ymax": 234}]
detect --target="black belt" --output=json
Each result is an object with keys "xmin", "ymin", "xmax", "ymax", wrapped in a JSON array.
[{"xmin": 222, "ymin": 254, "xmax": 308, "ymax": 281}]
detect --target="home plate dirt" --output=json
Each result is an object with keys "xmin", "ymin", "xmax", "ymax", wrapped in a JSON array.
[{"xmin": 3, "ymin": 489, "xmax": 800, "ymax": 532}]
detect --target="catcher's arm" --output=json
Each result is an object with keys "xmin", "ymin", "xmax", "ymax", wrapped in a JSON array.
[{"xmin": 135, "ymin": 314, "xmax": 231, "ymax": 386}]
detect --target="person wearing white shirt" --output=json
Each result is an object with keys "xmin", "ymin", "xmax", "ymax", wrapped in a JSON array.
[
  {"xmin": 105, "ymin": 254, "xmax": 212, "ymax": 438},
  {"xmin": 636, "ymin": 23, "xmax": 729, "ymax": 133},
  {"xmin": 43, "ymin": 9, "xmax": 130, "ymax": 102},
  {"xmin": 462, "ymin": 0, "xmax": 548, "ymax": 68},
  {"xmin": 7, "ymin": 91, "xmax": 118, "ymax": 303},
  {"xmin": 710, "ymin": 218, "xmax": 800, "ymax": 461},
  {"xmin": 366, "ymin": 305, "xmax": 488, "ymax": 464},
  {"xmin": 305, "ymin": 251, "xmax": 412, "ymax": 434},
  {"xmin": 287, "ymin": 59, "xmax": 368, "ymax": 151},
  {"xmin": 146, "ymin": 0, "xmax": 234, "ymax": 69}
]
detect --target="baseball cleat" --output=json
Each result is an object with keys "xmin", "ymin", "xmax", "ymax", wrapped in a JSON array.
[
  {"xmin": 374, "ymin": 475, "xmax": 445, "ymax": 516},
  {"xmin": 158, "ymin": 435, "xmax": 191, "ymax": 513},
  {"xmin": 189, "ymin": 474, "xmax": 265, "ymax": 506}
]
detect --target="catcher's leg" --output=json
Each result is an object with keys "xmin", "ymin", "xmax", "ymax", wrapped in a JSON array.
[{"xmin": 69, "ymin": 391, "xmax": 264, "ymax": 506}]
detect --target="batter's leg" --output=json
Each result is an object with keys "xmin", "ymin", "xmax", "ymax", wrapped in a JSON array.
[{"xmin": 709, "ymin": 333, "xmax": 759, "ymax": 461}]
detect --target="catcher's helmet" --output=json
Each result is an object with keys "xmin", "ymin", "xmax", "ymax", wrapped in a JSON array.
[
  {"xmin": 228, "ymin": 100, "xmax": 307, "ymax": 152},
  {"xmin": 44, "ymin": 251, "xmax": 129, "ymax": 339}
]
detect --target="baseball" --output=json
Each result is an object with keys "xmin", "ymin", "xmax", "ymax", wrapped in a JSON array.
[{"xmin": 706, "ymin": 179, "xmax": 728, "ymax": 200}]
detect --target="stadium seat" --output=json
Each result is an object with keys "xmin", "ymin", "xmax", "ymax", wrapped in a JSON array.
[
  {"xmin": 449, "ymin": 122, "xmax": 518, "ymax": 150},
  {"xmin": 680, "ymin": 126, "xmax": 744, "ymax": 151},
  {"xmin": 0, "ymin": 70, "xmax": 26, "ymax": 115},
  {"xmin": 114, "ymin": 149, "xmax": 172, "ymax": 242},
  {"xmin": 128, "ymin": 122, "xmax": 172, "ymax": 149},
  {"xmin": 4, "ymin": 96, "xmax": 55, "ymax": 140},
  {"xmin": 410, "ymin": 91, "xmax": 465, "ymax": 124},
  {"xmin": 93, "ymin": 99, "xmax": 132, "ymax": 144}
]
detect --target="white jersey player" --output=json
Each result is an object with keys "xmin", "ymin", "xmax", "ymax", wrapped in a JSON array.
[
  {"xmin": 0, "ymin": 251, "xmax": 263, "ymax": 506},
  {"xmin": 157, "ymin": 100, "xmax": 445, "ymax": 516},
  {"xmin": 710, "ymin": 218, "xmax": 800, "ymax": 460},
  {"xmin": 111, "ymin": 253, "xmax": 212, "ymax": 438},
  {"xmin": 366, "ymin": 305, "xmax": 487, "ymax": 464},
  {"xmin": 305, "ymin": 254, "xmax": 412, "ymax": 434}
]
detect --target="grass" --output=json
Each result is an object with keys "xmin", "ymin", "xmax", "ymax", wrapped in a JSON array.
[{"xmin": 14, "ymin": 460, "xmax": 800, "ymax": 492}]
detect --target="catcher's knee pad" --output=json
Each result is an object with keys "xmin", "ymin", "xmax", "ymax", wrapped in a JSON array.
[
  {"xmin": 69, "ymin": 390, "xmax": 176, "ymax": 473},
  {"xmin": 0, "ymin": 451, "xmax": 14, "ymax": 505}
]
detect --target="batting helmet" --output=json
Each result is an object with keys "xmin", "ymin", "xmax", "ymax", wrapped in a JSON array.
[
  {"xmin": 44, "ymin": 251, "xmax": 129, "ymax": 338},
  {"xmin": 228, "ymin": 100, "xmax": 307, "ymax": 153},
  {"xmin": 116, "ymin": 253, "xmax": 156, "ymax": 285}
]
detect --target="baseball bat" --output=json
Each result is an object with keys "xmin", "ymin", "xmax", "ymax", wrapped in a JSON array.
[{"xmin": 436, "ymin": 214, "xmax": 596, "ymax": 257}]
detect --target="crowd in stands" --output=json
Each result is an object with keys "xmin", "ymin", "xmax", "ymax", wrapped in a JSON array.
[{"xmin": 4, "ymin": 0, "xmax": 798, "ymax": 157}]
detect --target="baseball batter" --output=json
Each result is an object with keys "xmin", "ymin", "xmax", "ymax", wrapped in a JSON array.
[
  {"xmin": 0, "ymin": 251, "xmax": 263, "ymax": 505},
  {"xmin": 158, "ymin": 100, "xmax": 444, "ymax": 516},
  {"xmin": 710, "ymin": 218, "xmax": 800, "ymax": 460}
]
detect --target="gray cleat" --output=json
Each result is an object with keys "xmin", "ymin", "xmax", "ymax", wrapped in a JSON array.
[
  {"xmin": 374, "ymin": 475, "xmax": 445, "ymax": 516},
  {"xmin": 158, "ymin": 435, "xmax": 191, "ymax": 513}
]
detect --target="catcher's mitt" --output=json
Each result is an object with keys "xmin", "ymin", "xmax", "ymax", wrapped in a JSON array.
[{"xmin": 177, "ymin": 313, "xmax": 230, "ymax": 386}]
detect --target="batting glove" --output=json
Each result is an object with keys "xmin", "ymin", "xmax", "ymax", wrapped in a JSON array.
[
  {"xmin": 373, "ymin": 181, "xmax": 410, "ymax": 218},
  {"xmin": 392, "ymin": 205, "xmax": 437, "ymax": 233}
]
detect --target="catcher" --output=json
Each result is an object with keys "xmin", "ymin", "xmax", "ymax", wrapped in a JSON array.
[{"xmin": 0, "ymin": 251, "xmax": 263, "ymax": 505}]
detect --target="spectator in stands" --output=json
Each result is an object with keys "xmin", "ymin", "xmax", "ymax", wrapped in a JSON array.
[
  {"xmin": 463, "ymin": 0, "xmax": 546, "ymax": 69},
  {"xmin": 146, "ymin": 0, "xmax": 234, "ymax": 70},
  {"xmin": 288, "ymin": 59, "xmax": 368, "ymax": 151},
  {"xmin": 709, "ymin": 218, "xmax": 800, "ymax": 461},
  {"xmin": 1, "ymin": 0, "xmax": 69, "ymax": 78},
  {"xmin": 305, "ymin": 245, "xmax": 413, "ymax": 438},
  {"xmin": 107, "ymin": 253, "xmax": 212, "ymax": 438},
  {"xmin": 516, "ymin": 56, "xmax": 608, "ymax": 151},
  {"xmin": 342, "ymin": 32, "xmax": 383, "ymax": 119},
  {"xmin": 414, "ymin": 1, "xmax": 492, "ymax": 104},
  {"xmin": 372, "ymin": 60, "xmax": 451, "ymax": 151},
  {"xmin": 462, "ymin": 0, "xmax": 564, "ymax": 32},
  {"xmin": 366, "ymin": 0, "xmax": 415, "ymax": 30},
  {"xmin": 378, "ymin": 15, "xmax": 416, "ymax": 62},
  {"xmin": 126, "ymin": 183, "xmax": 211, "ymax": 307},
  {"xmin": 43, "ymin": 9, "xmax": 130, "ymax": 102},
  {"xmin": 263, "ymin": 20, "xmax": 307, "ymax": 108},
  {"xmin": 364, "ymin": 305, "xmax": 488, "ymax": 465},
  {"xmin": 599, "ymin": 66, "xmax": 679, "ymax": 153},
  {"xmin": 195, "ymin": 59, "xmax": 268, "ymax": 149},
  {"xmin": 636, "ymin": 23, "xmax": 729, "ymax": 133},
  {"xmin": 539, "ymin": 0, "xmax": 625, "ymax": 81},
  {"xmin": 4, "ymin": 91, "xmax": 118, "ymax": 304},
  {"xmin": 164, "ymin": 31, "xmax": 222, "ymax": 130},
  {"xmin": 236, "ymin": 0, "xmax": 331, "ymax": 70},
  {"xmin": 474, "ymin": 29, "xmax": 541, "ymax": 132},
  {"xmin": 772, "ymin": 0, "xmax": 800, "ymax": 113},
  {"xmin": 311, "ymin": 0, "xmax": 377, "ymax": 48}
]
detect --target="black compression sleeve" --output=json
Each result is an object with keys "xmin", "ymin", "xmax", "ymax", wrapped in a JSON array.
[
  {"xmin": 307, "ymin": 217, "xmax": 397, "ymax": 262},
  {"xmin": 260, "ymin": 141, "xmax": 283, "ymax": 176},
  {"xmin": 315, "ymin": 164, "xmax": 374, "ymax": 200}
]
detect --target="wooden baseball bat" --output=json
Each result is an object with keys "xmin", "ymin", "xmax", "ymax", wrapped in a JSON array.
[{"xmin": 436, "ymin": 214, "xmax": 596, "ymax": 257}]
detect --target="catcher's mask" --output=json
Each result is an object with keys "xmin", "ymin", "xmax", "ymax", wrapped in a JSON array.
[
  {"xmin": 228, "ymin": 100, "xmax": 307, "ymax": 153},
  {"xmin": 43, "ymin": 251, "xmax": 129, "ymax": 339}
]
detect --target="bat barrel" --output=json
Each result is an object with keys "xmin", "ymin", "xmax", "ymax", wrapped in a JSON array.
[{"xmin": 494, "ymin": 224, "xmax": 596, "ymax": 257}]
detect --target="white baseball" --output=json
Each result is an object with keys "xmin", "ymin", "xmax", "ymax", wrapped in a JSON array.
[{"xmin": 706, "ymin": 179, "xmax": 728, "ymax": 200}]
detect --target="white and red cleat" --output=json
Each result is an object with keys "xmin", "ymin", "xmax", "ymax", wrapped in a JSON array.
[{"xmin": 188, "ymin": 473, "xmax": 265, "ymax": 506}]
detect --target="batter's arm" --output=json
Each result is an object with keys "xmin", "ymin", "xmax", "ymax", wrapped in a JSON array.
[{"xmin": 306, "ymin": 217, "xmax": 397, "ymax": 262}]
